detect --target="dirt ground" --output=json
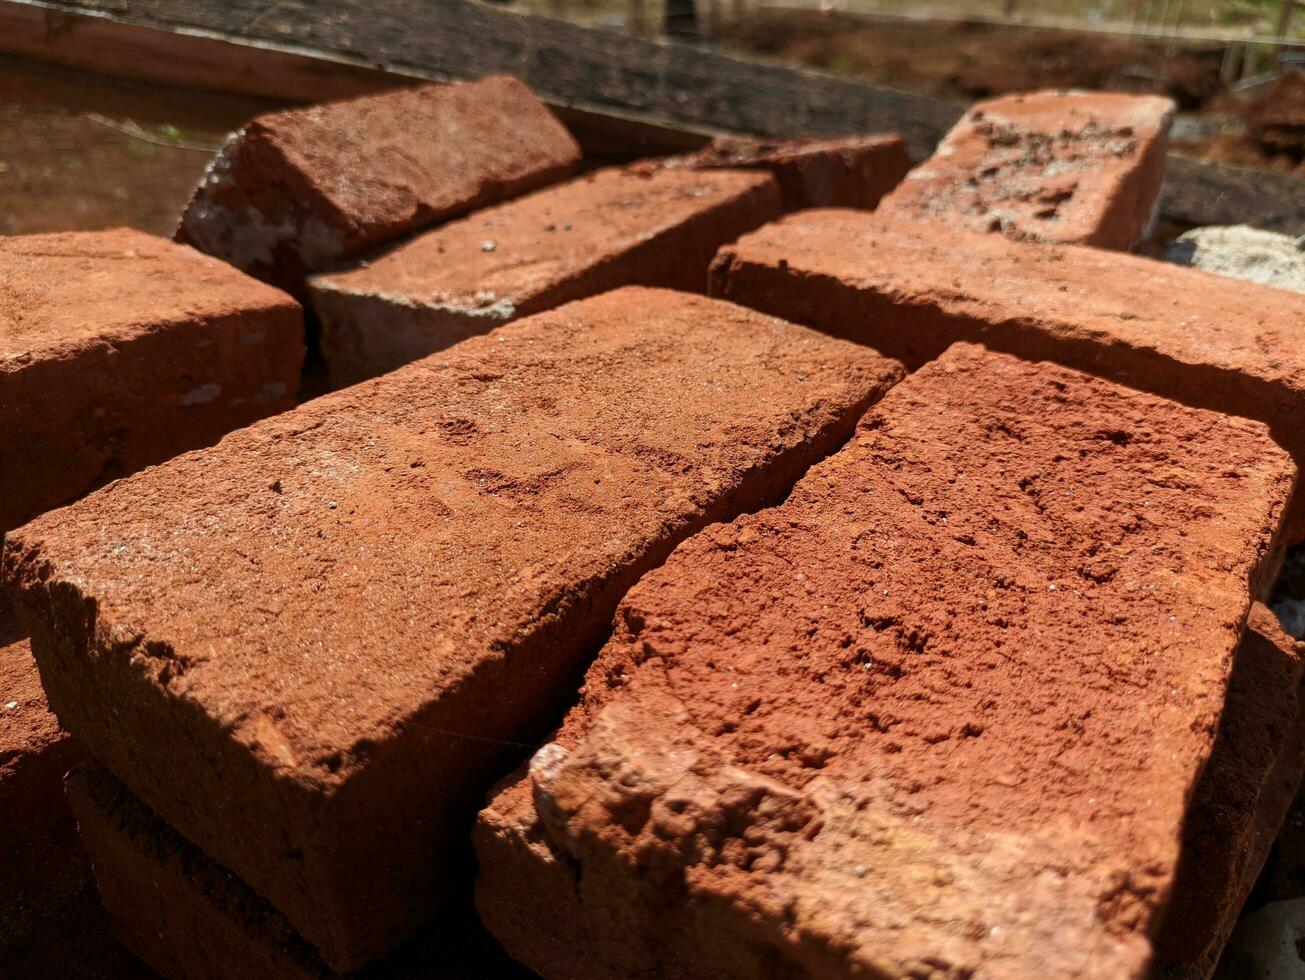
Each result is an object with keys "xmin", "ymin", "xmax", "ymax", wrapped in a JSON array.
[
  {"xmin": 0, "ymin": 105, "xmax": 216, "ymax": 236},
  {"xmin": 0, "ymin": 56, "xmax": 286, "ymax": 236},
  {"xmin": 719, "ymin": 10, "xmax": 1305, "ymax": 175}
]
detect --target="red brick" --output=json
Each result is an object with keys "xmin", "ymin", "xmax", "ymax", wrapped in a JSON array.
[
  {"xmin": 877, "ymin": 90, "xmax": 1173, "ymax": 249},
  {"xmin": 1152, "ymin": 603, "xmax": 1305, "ymax": 978},
  {"xmin": 177, "ymin": 77, "xmax": 580, "ymax": 296},
  {"xmin": 0, "ymin": 228, "xmax": 302, "ymax": 541},
  {"xmin": 475, "ymin": 344, "xmax": 1295, "ymax": 980},
  {"xmin": 65, "ymin": 763, "xmax": 530, "ymax": 980},
  {"xmin": 4, "ymin": 287, "xmax": 902, "ymax": 971},
  {"xmin": 710, "ymin": 209, "xmax": 1305, "ymax": 538},
  {"xmin": 0, "ymin": 637, "xmax": 141, "ymax": 980},
  {"xmin": 681, "ymin": 134, "xmax": 911, "ymax": 212},
  {"xmin": 2, "ymin": 637, "xmax": 83, "ymax": 944},
  {"xmin": 308, "ymin": 167, "xmax": 780, "ymax": 386}
]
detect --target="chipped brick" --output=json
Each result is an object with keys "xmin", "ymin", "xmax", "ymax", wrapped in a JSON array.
[
  {"xmin": 177, "ymin": 76, "xmax": 581, "ymax": 296},
  {"xmin": 4, "ymin": 287, "xmax": 902, "ymax": 970},
  {"xmin": 308, "ymin": 167, "xmax": 780, "ymax": 386},
  {"xmin": 878, "ymin": 90, "xmax": 1173, "ymax": 249},
  {"xmin": 0, "ymin": 229, "xmax": 303, "ymax": 540},
  {"xmin": 475, "ymin": 344, "xmax": 1295, "ymax": 980}
]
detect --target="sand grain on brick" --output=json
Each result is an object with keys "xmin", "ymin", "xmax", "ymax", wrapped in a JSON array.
[
  {"xmin": 0, "ymin": 228, "xmax": 302, "ymax": 539},
  {"xmin": 475, "ymin": 344, "xmax": 1295, "ymax": 980},
  {"xmin": 681, "ymin": 134, "xmax": 911, "ymax": 212},
  {"xmin": 877, "ymin": 90, "xmax": 1173, "ymax": 249},
  {"xmin": 308, "ymin": 166, "xmax": 780, "ymax": 385},
  {"xmin": 4, "ymin": 287, "xmax": 901, "ymax": 971},
  {"xmin": 177, "ymin": 76, "xmax": 580, "ymax": 294}
]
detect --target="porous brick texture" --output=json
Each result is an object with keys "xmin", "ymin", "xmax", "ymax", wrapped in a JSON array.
[
  {"xmin": 177, "ymin": 76, "xmax": 581, "ymax": 295},
  {"xmin": 682, "ymin": 134, "xmax": 911, "ymax": 212},
  {"xmin": 308, "ymin": 166, "xmax": 780, "ymax": 386},
  {"xmin": 1152, "ymin": 603, "xmax": 1305, "ymax": 979},
  {"xmin": 0, "ymin": 228, "xmax": 302, "ymax": 542},
  {"xmin": 877, "ymin": 90, "xmax": 1173, "ymax": 249},
  {"xmin": 474, "ymin": 344, "xmax": 1296, "ymax": 980},
  {"xmin": 5, "ymin": 287, "xmax": 902, "ymax": 971},
  {"xmin": 710, "ymin": 210, "xmax": 1305, "ymax": 537},
  {"xmin": 65, "ymin": 763, "xmax": 531, "ymax": 980}
]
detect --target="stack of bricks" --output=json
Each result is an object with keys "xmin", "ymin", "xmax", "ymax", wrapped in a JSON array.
[
  {"xmin": 174, "ymin": 75, "xmax": 584, "ymax": 299},
  {"xmin": 477, "ymin": 345, "xmax": 1297, "ymax": 979},
  {"xmin": 307, "ymin": 166, "xmax": 782, "ymax": 385},
  {"xmin": 4, "ymin": 70, "xmax": 1304, "ymax": 980}
]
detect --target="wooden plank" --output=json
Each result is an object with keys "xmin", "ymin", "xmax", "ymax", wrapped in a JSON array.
[
  {"xmin": 0, "ymin": 0, "xmax": 963, "ymax": 160},
  {"xmin": 0, "ymin": 0, "xmax": 403, "ymax": 103},
  {"xmin": 0, "ymin": 0, "xmax": 1300, "ymax": 234},
  {"xmin": 0, "ymin": 0, "xmax": 716, "ymax": 158}
]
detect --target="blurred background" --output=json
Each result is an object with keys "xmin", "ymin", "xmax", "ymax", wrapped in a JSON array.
[
  {"xmin": 511, "ymin": 0, "xmax": 1305, "ymax": 174},
  {"xmin": 0, "ymin": 0, "xmax": 1300, "ymax": 235}
]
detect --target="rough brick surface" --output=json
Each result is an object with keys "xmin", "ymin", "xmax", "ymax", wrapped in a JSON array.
[
  {"xmin": 681, "ymin": 134, "xmax": 911, "ymax": 212},
  {"xmin": 1152, "ymin": 603, "xmax": 1305, "ymax": 979},
  {"xmin": 475, "ymin": 344, "xmax": 1295, "ymax": 980},
  {"xmin": 5, "ymin": 287, "xmax": 902, "ymax": 971},
  {"xmin": 177, "ymin": 76, "xmax": 581, "ymax": 295},
  {"xmin": 877, "ymin": 90, "xmax": 1173, "ymax": 249},
  {"xmin": 66, "ymin": 763, "xmax": 530, "ymax": 980},
  {"xmin": 308, "ymin": 167, "xmax": 780, "ymax": 385},
  {"xmin": 710, "ymin": 210, "xmax": 1305, "ymax": 536},
  {"xmin": 0, "ymin": 229, "xmax": 303, "ymax": 539}
]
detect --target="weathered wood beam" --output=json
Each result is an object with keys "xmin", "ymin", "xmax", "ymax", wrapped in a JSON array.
[
  {"xmin": 0, "ymin": 1, "xmax": 401, "ymax": 102},
  {"xmin": 0, "ymin": 0, "xmax": 1300, "ymax": 234},
  {"xmin": 0, "ymin": 0, "xmax": 964, "ymax": 159}
]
